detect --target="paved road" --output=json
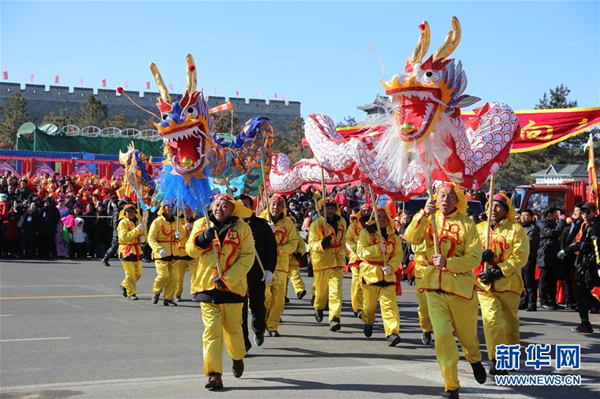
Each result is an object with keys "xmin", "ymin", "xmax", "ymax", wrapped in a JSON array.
[{"xmin": 0, "ymin": 258, "xmax": 599, "ymax": 398}]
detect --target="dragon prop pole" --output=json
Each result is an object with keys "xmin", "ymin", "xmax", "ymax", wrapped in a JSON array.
[
  {"xmin": 259, "ymin": 152, "xmax": 272, "ymax": 223},
  {"xmin": 320, "ymin": 166, "xmax": 329, "ymax": 234},
  {"xmin": 367, "ymin": 184, "xmax": 388, "ymax": 267},
  {"xmin": 203, "ymin": 204, "xmax": 223, "ymax": 278},
  {"xmin": 485, "ymin": 173, "xmax": 496, "ymax": 250}
]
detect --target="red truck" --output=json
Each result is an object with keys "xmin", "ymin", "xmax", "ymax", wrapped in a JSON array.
[{"xmin": 510, "ymin": 180, "xmax": 590, "ymax": 216}]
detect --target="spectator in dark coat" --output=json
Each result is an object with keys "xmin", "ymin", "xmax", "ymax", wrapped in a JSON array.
[
  {"xmin": 20, "ymin": 203, "xmax": 40, "ymax": 258},
  {"xmin": 39, "ymin": 198, "xmax": 61, "ymax": 259},
  {"xmin": 94, "ymin": 204, "xmax": 112, "ymax": 259},
  {"xmin": 536, "ymin": 206, "xmax": 567, "ymax": 310},
  {"xmin": 519, "ymin": 209, "xmax": 541, "ymax": 311}
]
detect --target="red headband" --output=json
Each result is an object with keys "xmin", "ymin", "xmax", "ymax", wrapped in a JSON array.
[{"xmin": 270, "ymin": 195, "xmax": 285, "ymax": 205}]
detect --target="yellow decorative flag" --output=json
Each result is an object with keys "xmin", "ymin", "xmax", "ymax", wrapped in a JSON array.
[{"xmin": 584, "ymin": 134, "xmax": 598, "ymax": 207}]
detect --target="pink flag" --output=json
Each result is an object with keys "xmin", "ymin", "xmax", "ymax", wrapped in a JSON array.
[
  {"xmin": 30, "ymin": 74, "xmax": 35, "ymax": 83},
  {"xmin": 123, "ymin": 80, "xmax": 129, "ymax": 89},
  {"xmin": 78, "ymin": 77, "xmax": 83, "ymax": 85},
  {"xmin": 55, "ymin": 75, "xmax": 60, "ymax": 84},
  {"xmin": 274, "ymin": 91, "xmax": 277, "ymax": 98},
  {"xmin": 146, "ymin": 82, "xmax": 151, "ymax": 90},
  {"xmin": 254, "ymin": 90, "xmax": 258, "ymax": 97},
  {"xmin": 168, "ymin": 83, "xmax": 174, "ymax": 91},
  {"xmin": 101, "ymin": 79, "xmax": 107, "ymax": 87},
  {"xmin": 236, "ymin": 89, "xmax": 239, "ymax": 96},
  {"xmin": 3, "ymin": 71, "xmax": 8, "ymax": 80},
  {"xmin": 213, "ymin": 87, "xmax": 217, "ymax": 94},
  {"xmin": 283, "ymin": 94, "xmax": 286, "ymax": 101}
]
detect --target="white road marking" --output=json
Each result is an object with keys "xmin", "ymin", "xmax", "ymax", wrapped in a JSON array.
[
  {"xmin": 0, "ymin": 314, "xmax": 14, "ymax": 317},
  {"xmin": 57, "ymin": 300, "xmax": 86, "ymax": 310},
  {"xmin": 0, "ymin": 337, "xmax": 71, "ymax": 343}
]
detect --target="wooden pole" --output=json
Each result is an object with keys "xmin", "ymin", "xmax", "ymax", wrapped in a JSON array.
[
  {"xmin": 320, "ymin": 166, "xmax": 329, "ymax": 234},
  {"xmin": 203, "ymin": 204, "xmax": 223, "ymax": 278},
  {"xmin": 485, "ymin": 173, "xmax": 496, "ymax": 250},
  {"xmin": 426, "ymin": 184, "xmax": 441, "ymax": 255},
  {"xmin": 367, "ymin": 185, "xmax": 388, "ymax": 266}
]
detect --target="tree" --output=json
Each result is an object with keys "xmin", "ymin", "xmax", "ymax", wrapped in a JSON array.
[
  {"xmin": 496, "ymin": 84, "xmax": 582, "ymax": 189},
  {"xmin": 77, "ymin": 95, "xmax": 108, "ymax": 127},
  {"xmin": 336, "ymin": 115, "xmax": 357, "ymax": 128},
  {"xmin": 272, "ymin": 116, "xmax": 306, "ymax": 163},
  {"xmin": 108, "ymin": 112, "xmax": 137, "ymax": 130},
  {"xmin": 212, "ymin": 110, "xmax": 242, "ymax": 134},
  {"xmin": 41, "ymin": 108, "xmax": 76, "ymax": 128},
  {"xmin": 0, "ymin": 93, "xmax": 30, "ymax": 149}
]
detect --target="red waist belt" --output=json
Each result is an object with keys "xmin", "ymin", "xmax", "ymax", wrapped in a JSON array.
[
  {"xmin": 328, "ymin": 244, "xmax": 342, "ymax": 249},
  {"xmin": 365, "ymin": 261, "xmax": 384, "ymax": 266}
]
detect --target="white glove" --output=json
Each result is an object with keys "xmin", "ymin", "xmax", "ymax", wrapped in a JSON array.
[
  {"xmin": 139, "ymin": 236, "xmax": 146, "ymax": 243},
  {"xmin": 268, "ymin": 223, "xmax": 275, "ymax": 232},
  {"xmin": 159, "ymin": 249, "xmax": 168, "ymax": 258},
  {"xmin": 185, "ymin": 223, "xmax": 192, "ymax": 232},
  {"xmin": 262, "ymin": 270, "xmax": 274, "ymax": 284},
  {"xmin": 557, "ymin": 250, "xmax": 566, "ymax": 260},
  {"xmin": 175, "ymin": 231, "xmax": 182, "ymax": 240},
  {"xmin": 379, "ymin": 243, "xmax": 387, "ymax": 253},
  {"xmin": 136, "ymin": 224, "xmax": 144, "ymax": 232},
  {"xmin": 409, "ymin": 254, "xmax": 414, "ymax": 261},
  {"xmin": 382, "ymin": 265, "xmax": 392, "ymax": 276}
]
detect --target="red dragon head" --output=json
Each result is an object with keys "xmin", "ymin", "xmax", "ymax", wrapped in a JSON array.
[{"xmin": 381, "ymin": 17, "xmax": 480, "ymax": 143}]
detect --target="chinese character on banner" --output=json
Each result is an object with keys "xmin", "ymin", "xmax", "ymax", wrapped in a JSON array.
[
  {"xmin": 525, "ymin": 344, "xmax": 552, "ymax": 370},
  {"xmin": 495, "ymin": 344, "xmax": 521, "ymax": 371},
  {"xmin": 556, "ymin": 345, "xmax": 581, "ymax": 370}
]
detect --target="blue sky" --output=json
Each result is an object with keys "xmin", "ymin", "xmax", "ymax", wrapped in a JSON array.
[{"xmin": 1, "ymin": 1, "xmax": 598, "ymax": 124}]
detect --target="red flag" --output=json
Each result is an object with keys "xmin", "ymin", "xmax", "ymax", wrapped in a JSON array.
[
  {"xmin": 78, "ymin": 77, "xmax": 83, "ymax": 85},
  {"xmin": 168, "ymin": 83, "xmax": 174, "ymax": 91},
  {"xmin": 123, "ymin": 80, "xmax": 129, "ymax": 89},
  {"xmin": 2, "ymin": 71, "xmax": 7, "ymax": 80},
  {"xmin": 55, "ymin": 75, "xmax": 60, "ymax": 84},
  {"xmin": 213, "ymin": 87, "xmax": 217, "ymax": 94},
  {"xmin": 283, "ymin": 94, "xmax": 286, "ymax": 102},
  {"xmin": 236, "ymin": 89, "xmax": 239, "ymax": 96},
  {"xmin": 274, "ymin": 91, "xmax": 277, "ymax": 98},
  {"xmin": 146, "ymin": 82, "xmax": 151, "ymax": 90},
  {"xmin": 254, "ymin": 90, "xmax": 258, "ymax": 97},
  {"xmin": 30, "ymin": 74, "xmax": 35, "ymax": 83},
  {"xmin": 101, "ymin": 79, "xmax": 107, "ymax": 87}
]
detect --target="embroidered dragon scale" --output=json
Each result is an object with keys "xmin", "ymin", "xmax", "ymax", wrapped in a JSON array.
[
  {"xmin": 149, "ymin": 54, "xmax": 273, "ymax": 212},
  {"xmin": 270, "ymin": 17, "xmax": 520, "ymax": 200}
]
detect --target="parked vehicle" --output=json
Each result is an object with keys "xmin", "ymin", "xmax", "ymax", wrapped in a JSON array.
[{"xmin": 510, "ymin": 180, "xmax": 590, "ymax": 216}]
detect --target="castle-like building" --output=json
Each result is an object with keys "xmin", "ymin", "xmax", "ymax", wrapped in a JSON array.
[{"xmin": 0, "ymin": 82, "xmax": 301, "ymax": 134}]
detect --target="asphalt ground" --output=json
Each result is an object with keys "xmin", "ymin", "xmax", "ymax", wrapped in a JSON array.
[{"xmin": 0, "ymin": 258, "xmax": 599, "ymax": 399}]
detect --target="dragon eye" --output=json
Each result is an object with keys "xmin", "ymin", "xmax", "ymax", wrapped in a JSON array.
[
  {"xmin": 162, "ymin": 114, "xmax": 169, "ymax": 121},
  {"xmin": 425, "ymin": 71, "xmax": 433, "ymax": 77},
  {"xmin": 187, "ymin": 107, "xmax": 194, "ymax": 113},
  {"xmin": 421, "ymin": 70, "xmax": 440, "ymax": 83}
]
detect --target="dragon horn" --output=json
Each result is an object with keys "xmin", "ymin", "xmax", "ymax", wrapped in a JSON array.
[
  {"xmin": 411, "ymin": 21, "xmax": 430, "ymax": 65},
  {"xmin": 149, "ymin": 62, "xmax": 171, "ymax": 103},
  {"xmin": 433, "ymin": 16, "xmax": 461, "ymax": 61},
  {"xmin": 185, "ymin": 54, "xmax": 197, "ymax": 94},
  {"xmin": 118, "ymin": 149, "xmax": 128, "ymax": 165}
]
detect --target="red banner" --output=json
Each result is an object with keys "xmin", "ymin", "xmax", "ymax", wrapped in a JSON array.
[{"xmin": 327, "ymin": 107, "xmax": 600, "ymax": 153}]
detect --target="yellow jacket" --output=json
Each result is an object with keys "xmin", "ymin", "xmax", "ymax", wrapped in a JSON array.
[
  {"xmin": 357, "ymin": 228, "xmax": 403, "ymax": 285},
  {"xmin": 176, "ymin": 217, "xmax": 195, "ymax": 258},
  {"xmin": 148, "ymin": 215, "xmax": 180, "ymax": 259},
  {"xmin": 289, "ymin": 226, "xmax": 307, "ymax": 268},
  {"xmin": 404, "ymin": 209, "xmax": 482, "ymax": 299},
  {"xmin": 308, "ymin": 215, "xmax": 347, "ymax": 271},
  {"xmin": 411, "ymin": 242, "xmax": 428, "ymax": 279},
  {"xmin": 185, "ymin": 217, "xmax": 255, "ymax": 297},
  {"xmin": 346, "ymin": 218, "xmax": 369, "ymax": 266},
  {"xmin": 117, "ymin": 218, "xmax": 143, "ymax": 259},
  {"xmin": 272, "ymin": 215, "xmax": 300, "ymax": 273},
  {"xmin": 476, "ymin": 220, "xmax": 529, "ymax": 294}
]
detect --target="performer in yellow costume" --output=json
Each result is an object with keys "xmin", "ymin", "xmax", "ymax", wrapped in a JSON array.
[
  {"xmin": 357, "ymin": 206, "xmax": 403, "ymax": 346},
  {"xmin": 404, "ymin": 182, "xmax": 486, "ymax": 399},
  {"xmin": 346, "ymin": 203, "xmax": 373, "ymax": 318},
  {"xmin": 476, "ymin": 193, "xmax": 529, "ymax": 375},
  {"xmin": 308, "ymin": 198, "xmax": 347, "ymax": 331},
  {"xmin": 412, "ymin": 242, "xmax": 434, "ymax": 345},
  {"xmin": 118, "ymin": 204, "xmax": 145, "ymax": 300},
  {"xmin": 174, "ymin": 206, "xmax": 197, "ymax": 302},
  {"xmin": 288, "ymin": 218, "xmax": 307, "ymax": 300},
  {"xmin": 261, "ymin": 195, "xmax": 299, "ymax": 337},
  {"xmin": 186, "ymin": 193, "xmax": 255, "ymax": 390},
  {"xmin": 148, "ymin": 202, "xmax": 180, "ymax": 306}
]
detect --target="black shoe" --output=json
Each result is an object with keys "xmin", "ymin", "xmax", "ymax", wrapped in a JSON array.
[
  {"xmin": 441, "ymin": 389, "xmax": 459, "ymax": 399},
  {"xmin": 297, "ymin": 290, "xmax": 306, "ymax": 300},
  {"xmin": 192, "ymin": 293, "xmax": 200, "ymax": 302},
  {"xmin": 421, "ymin": 331, "xmax": 432, "ymax": 345},
  {"xmin": 268, "ymin": 330, "xmax": 280, "ymax": 337},
  {"xmin": 364, "ymin": 325, "xmax": 373, "ymax": 338},
  {"xmin": 205, "ymin": 373, "xmax": 223, "ymax": 390},
  {"xmin": 152, "ymin": 294, "xmax": 159, "ymax": 304},
  {"xmin": 174, "ymin": 296, "xmax": 181, "ymax": 302},
  {"xmin": 120, "ymin": 285, "xmax": 127, "ymax": 297},
  {"xmin": 541, "ymin": 304, "xmax": 555, "ymax": 310},
  {"xmin": 489, "ymin": 360, "xmax": 509, "ymax": 375},
  {"xmin": 518, "ymin": 303, "xmax": 527, "ymax": 310},
  {"xmin": 354, "ymin": 309, "xmax": 363, "ymax": 319},
  {"xmin": 245, "ymin": 341, "xmax": 252, "ymax": 353},
  {"xmin": 102, "ymin": 259, "xmax": 110, "ymax": 267},
  {"xmin": 163, "ymin": 300, "xmax": 178, "ymax": 306},
  {"xmin": 129, "ymin": 294, "xmax": 138, "ymax": 300},
  {"xmin": 553, "ymin": 303, "xmax": 564, "ymax": 310},
  {"xmin": 387, "ymin": 333, "xmax": 401, "ymax": 347},
  {"xmin": 232, "ymin": 359, "xmax": 244, "ymax": 378},
  {"xmin": 571, "ymin": 322, "xmax": 594, "ymax": 333},
  {"xmin": 254, "ymin": 332, "xmax": 264, "ymax": 346},
  {"xmin": 315, "ymin": 309, "xmax": 324, "ymax": 323},
  {"xmin": 285, "ymin": 296, "xmax": 290, "ymax": 303},
  {"xmin": 470, "ymin": 361, "xmax": 487, "ymax": 384},
  {"xmin": 566, "ymin": 302, "xmax": 578, "ymax": 311},
  {"xmin": 526, "ymin": 306, "xmax": 537, "ymax": 312},
  {"xmin": 329, "ymin": 318, "xmax": 341, "ymax": 332}
]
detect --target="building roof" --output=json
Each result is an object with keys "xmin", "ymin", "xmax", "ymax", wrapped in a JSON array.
[{"xmin": 531, "ymin": 164, "xmax": 588, "ymax": 177}]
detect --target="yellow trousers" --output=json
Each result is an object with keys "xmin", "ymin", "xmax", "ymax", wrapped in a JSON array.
[
  {"xmin": 289, "ymin": 264, "xmax": 306, "ymax": 294},
  {"xmin": 416, "ymin": 279, "xmax": 433, "ymax": 333},
  {"xmin": 478, "ymin": 290, "xmax": 520, "ymax": 361},
  {"xmin": 200, "ymin": 302, "xmax": 245, "ymax": 376},
  {"xmin": 350, "ymin": 267, "xmax": 363, "ymax": 313},
  {"xmin": 426, "ymin": 290, "xmax": 482, "ymax": 392},
  {"xmin": 313, "ymin": 267, "xmax": 343, "ymax": 322},
  {"xmin": 153, "ymin": 259, "xmax": 178, "ymax": 300},
  {"xmin": 174, "ymin": 258, "xmax": 198, "ymax": 297},
  {"xmin": 362, "ymin": 284, "xmax": 400, "ymax": 337},
  {"xmin": 121, "ymin": 260, "xmax": 142, "ymax": 296},
  {"xmin": 265, "ymin": 270, "xmax": 287, "ymax": 332}
]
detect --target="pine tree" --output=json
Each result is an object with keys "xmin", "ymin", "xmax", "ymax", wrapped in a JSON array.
[
  {"xmin": 42, "ymin": 108, "xmax": 76, "ymax": 128},
  {"xmin": 272, "ymin": 116, "xmax": 306, "ymax": 163},
  {"xmin": 336, "ymin": 116, "xmax": 357, "ymax": 128},
  {"xmin": 212, "ymin": 110, "xmax": 241, "ymax": 134},
  {"xmin": 108, "ymin": 112, "xmax": 137, "ymax": 130},
  {"xmin": 0, "ymin": 93, "xmax": 30, "ymax": 149},
  {"xmin": 77, "ymin": 95, "xmax": 108, "ymax": 127}
]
